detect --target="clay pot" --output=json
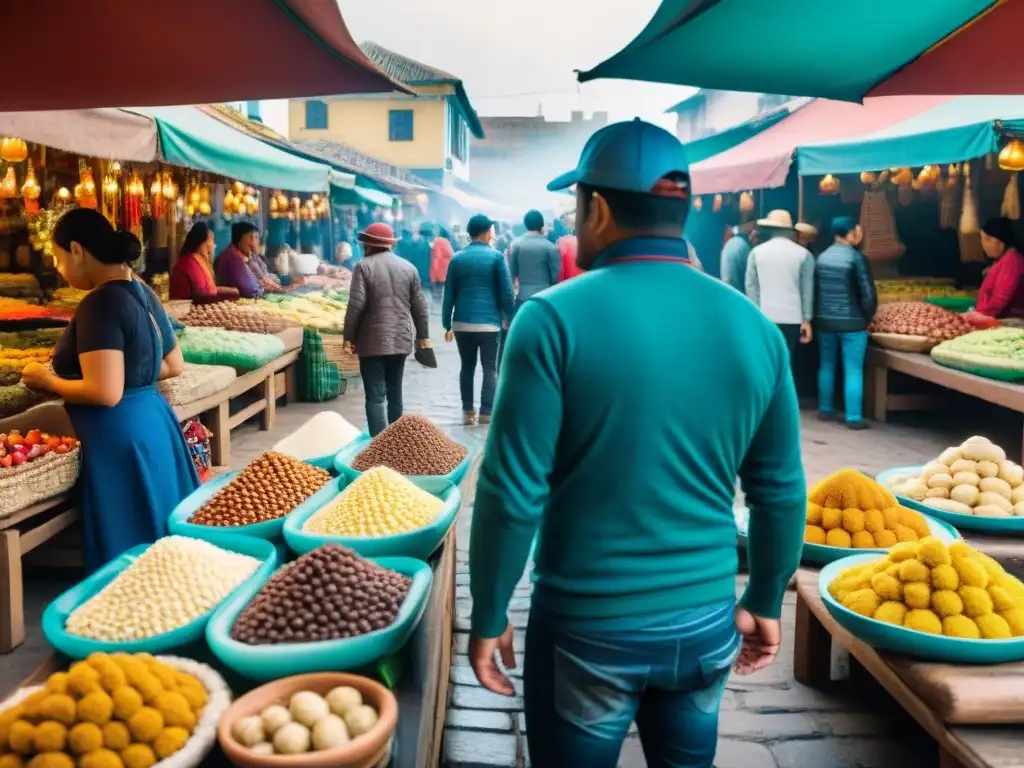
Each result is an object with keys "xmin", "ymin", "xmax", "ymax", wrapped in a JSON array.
[{"xmin": 218, "ymin": 672, "xmax": 397, "ymax": 768}]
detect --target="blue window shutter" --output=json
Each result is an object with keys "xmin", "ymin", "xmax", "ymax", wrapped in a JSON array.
[
  {"xmin": 389, "ymin": 109, "xmax": 414, "ymax": 142},
  {"xmin": 305, "ymin": 100, "xmax": 327, "ymax": 130}
]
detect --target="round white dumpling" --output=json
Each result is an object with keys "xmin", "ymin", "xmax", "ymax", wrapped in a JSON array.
[
  {"xmin": 232, "ymin": 715, "xmax": 265, "ymax": 747},
  {"xmin": 344, "ymin": 704, "xmax": 380, "ymax": 738},
  {"xmin": 290, "ymin": 691, "xmax": 330, "ymax": 727},
  {"xmin": 326, "ymin": 686, "xmax": 363, "ymax": 717},
  {"xmin": 250, "ymin": 742, "xmax": 274, "ymax": 755},
  {"xmin": 312, "ymin": 714, "xmax": 350, "ymax": 750},
  {"xmin": 273, "ymin": 722, "xmax": 311, "ymax": 755},
  {"xmin": 261, "ymin": 704, "xmax": 292, "ymax": 735}
]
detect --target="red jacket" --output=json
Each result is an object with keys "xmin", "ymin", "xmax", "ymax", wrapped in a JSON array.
[
  {"xmin": 558, "ymin": 235, "xmax": 582, "ymax": 281},
  {"xmin": 976, "ymin": 248, "xmax": 1024, "ymax": 318},
  {"xmin": 430, "ymin": 237, "xmax": 454, "ymax": 284}
]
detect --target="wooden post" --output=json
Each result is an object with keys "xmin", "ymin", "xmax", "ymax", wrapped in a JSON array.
[
  {"xmin": 793, "ymin": 590, "xmax": 832, "ymax": 687},
  {"xmin": 261, "ymin": 370, "xmax": 276, "ymax": 431},
  {"xmin": 871, "ymin": 363, "xmax": 889, "ymax": 423},
  {"xmin": 798, "ymin": 174, "xmax": 805, "ymax": 223},
  {"xmin": 0, "ymin": 530, "xmax": 25, "ymax": 653}
]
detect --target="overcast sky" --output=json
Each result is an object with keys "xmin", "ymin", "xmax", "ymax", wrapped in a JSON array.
[{"xmin": 260, "ymin": 0, "xmax": 695, "ymax": 135}]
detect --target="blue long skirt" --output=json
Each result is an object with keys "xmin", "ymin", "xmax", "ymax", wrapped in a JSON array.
[{"xmin": 67, "ymin": 386, "xmax": 199, "ymax": 574}]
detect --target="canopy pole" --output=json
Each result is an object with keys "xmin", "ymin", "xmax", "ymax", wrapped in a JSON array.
[{"xmin": 798, "ymin": 175, "xmax": 805, "ymax": 223}]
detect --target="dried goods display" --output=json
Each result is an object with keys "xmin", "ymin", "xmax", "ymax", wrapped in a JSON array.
[
  {"xmin": 0, "ymin": 273, "xmax": 41, "ymax": 300},
  {"xmin": 351, "ymin": 414, "xmax": 468, "ymax": 476},
  {"xmin": 303, "ymin": 467, "xmax": 443, "ymax": 537},
  {"xmin": 0, "ymin": 653, "xmax": 209, "ymax": 764},
  {"xmin": 0, "ymin": 429, "xmax": 78, "ymax": 468},
  {"xmin": 931, "ymin": 327, "xmax": 1024, "ymax": 380},
  {"xmin": 272, "ymin": 411, "xmax": 362, "ymax": 461},
  {"xmin": 45, "ymin": 287, "xmax": 89, "ymax": 314},
  {"xmin": 176, "ymin": 327, "xmax": 286, "ymax": 371},
  {"xmin": 805, "ymin": 468, "xmax": 932, "ymax": 548},
  {"xmin": 239, "ymin": 294, "xmax": 345, "ymax": 332},
  {"xmin": 828, "ymin": 539, "xmax": 1024, "ymax": 638},
  {"xmin": 886, "ymin": 437, "xmax": 1024, "ymax": 517},
  {"xmin": 65, "ymin": 537, "xmax": 260, "ymax": 641},
  {"xmin": 0, "ymin": 383, "xmax": 53, "ymax": 418},
  {"xmin": 181, "ymin": 303, "xmax": 293, "ymax": 335},
  {"xmin": 0, "ymin": 298, "xmax": 51, "ymax": 321},
  {"xmin": 187, "ymin": 453, "xmax": 331, "ymax": 527},
  {"xmin": 230, "ymin": 544, "xmax": 411, "ymax": 645},
  {"xmin": 875, "ymin": 279, "xmax": 975, "ymax": 304},
  {"xmin": 0, "ymin": 348, "xmax": 53, "ymax": 385},
  {"xmin": 232, "ymin": 687, "xmax": 379, "ymax": 755},
  {"xmin": 868, "ymin": 301, "xmax": 973, "ymax": 340}
]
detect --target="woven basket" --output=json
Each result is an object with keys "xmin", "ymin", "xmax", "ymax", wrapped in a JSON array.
[
  {"xmin": 0, "ymin": 447, "xmax": 80, "ymax": 519},
  {"xmin": 0, "ymin": 654, "xmax": 231, "ymax": 768},
  {"xmin": 869, "ymin": 333, "xmax": 940, "ymax": 353},
  {"xmin": 321, "ymin": 332, "xmax": 360, "ymax": 375},
  {"xmin": 159, "ymin": 363, "xmax": 238, "ymax": 407}
]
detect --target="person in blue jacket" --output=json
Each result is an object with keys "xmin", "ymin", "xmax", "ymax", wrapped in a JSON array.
[
  {"xmin": 441, "ymin": 214, "xmax": 515, "ymax": 426},
  {"xmin": 466, "ymin": 120, "xmax": 806, "ymax": 767}
]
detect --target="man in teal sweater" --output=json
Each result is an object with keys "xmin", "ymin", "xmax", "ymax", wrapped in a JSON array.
[{"xmin": 468, "ymin": 119, "xmax": 806, "ymax": 767}]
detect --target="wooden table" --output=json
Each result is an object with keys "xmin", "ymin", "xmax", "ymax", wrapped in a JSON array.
[
  {"xmin": 795, "ymin": 572, "xmax": 1024, "ymax": 768},
  {"xmin": 866, "ymin": 347, "xmax": 1024, "ymax": 458}
]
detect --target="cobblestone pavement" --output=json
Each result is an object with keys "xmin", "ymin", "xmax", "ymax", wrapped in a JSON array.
[{"xmin": 11, "ymin": 312, "xmax": 1024, "ymax": 766}]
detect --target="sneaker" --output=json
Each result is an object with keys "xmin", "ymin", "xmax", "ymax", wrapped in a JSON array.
[
  {"xmin": 846, "ymin": 420, "xmax": 869, "ymax": 431},
  {"xmin": 463, "ymin": 411, "xmax": 476, "ymax": 426},
  {"xmin": 479, "ymin": 413, "xmax": 491, "ymax": 425},
  {"xmin": 817, "ymin": 411, "xmax": 837, "ymax": 422}
]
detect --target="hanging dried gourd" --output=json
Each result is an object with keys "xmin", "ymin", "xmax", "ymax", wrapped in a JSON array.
[
  {"xmin": 860, "ymin": 171, "xmax": 877, "ymax": 185},
  {"xmin": 712, "ymin": 193, "xmax": 722, "ymax": 213},
  {"xmin": 0, "ymin": 137, "xmax": 27, "ymax": 164},
  {"xmin": 818, "ymin": 175, "xmax": 839, "ymax": 195},
  {"xmin": 860, "ymin": 185, "xmax": 904, "ymax": 262},
  {"xmin": 76, "ymin": 160, "xmax": 98, "ymax": 209},
  {"xmin": 998, "ymin": 139, "xmax": 1024, "ymax": 172},
  {"xmin": 101, "ymin": 170, "xmax": 120, "ymax": 227},
  {"xmin": 0, "ymin": 167, "xmax": 17, "ymax": 199},
  {"xmin": 692, "ymin": 195, "xmax": 703, "ymax": 212},
  {"xmin": 960, "ymin": 162, "xmax": 980, "ymax": 234},
  {"xmin": 1002, "ymin": 172, "xmax": 1021, "ymax": 220},
  {"xmin": 20, "ymin": 159, "xmax": 40, "ymax": 214},
  {"xmin": 124, "ymin": 170, "xmax": 144, "ymax": 239}
]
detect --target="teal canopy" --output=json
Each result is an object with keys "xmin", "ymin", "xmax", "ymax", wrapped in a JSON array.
[
  {"xmin": 132, "ymin": 106, "xmax": 331, "ymax": 192},
  {"xmin": 797, "ymin": 96, "xmax": 1024, "ymax": 176},
  {"xmin": 683, "ymin": 104, "xmax": 796, "ymax": 165},
  {"xmin": 331, "ymin": 185, "xmax": 395, "ymax": 208},
  {"xmin": 578, "ymin": 0, "xmax": 1004, "ymax": 101}
]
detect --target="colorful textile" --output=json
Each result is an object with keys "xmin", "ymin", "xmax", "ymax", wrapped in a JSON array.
[{"xmin": 169, "ymin": 252, "xmax": 217, "ymax": 301}]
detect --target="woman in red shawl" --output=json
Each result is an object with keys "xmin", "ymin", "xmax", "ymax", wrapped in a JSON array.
[
  {"xmin": 169, "ymin": 223, "xmax": 238, "ymax": 304},
  {"xmin": 430, "ymin": 226, "xmax": 455, "ymax": 303}
]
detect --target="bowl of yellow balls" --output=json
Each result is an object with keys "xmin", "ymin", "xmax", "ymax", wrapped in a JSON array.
[
  {"xmin": 819, "ymin": 539, "xmax": 1024, "ymax": 663},
  {"xmin": 282, "ymin": 469, "xmax": 461, "ymax": 560},
  {"xmin": 0, "ymin": 653, "xmax": 230, "ymax": 768}
]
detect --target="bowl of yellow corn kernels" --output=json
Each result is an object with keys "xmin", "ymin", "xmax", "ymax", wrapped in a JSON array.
[
  {"xmin": 820, "ymin": 538, "xmax": 1024, "ymax": 663},
  {"xmin": 282, "ymin": 470, "xmax": 461, "ymax": 560}
]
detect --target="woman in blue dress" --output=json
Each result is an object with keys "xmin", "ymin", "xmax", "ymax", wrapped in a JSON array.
[{"xmin": 21, "ymin": 209, "xmax": 199, "ymax": 573}]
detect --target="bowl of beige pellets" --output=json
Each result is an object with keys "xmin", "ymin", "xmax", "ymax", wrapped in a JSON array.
[{"xmin": 43, "ymin": 534, "xmax": 278, "ymax": 658}]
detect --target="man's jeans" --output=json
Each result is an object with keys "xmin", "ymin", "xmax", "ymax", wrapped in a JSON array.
[
  {"xmin": 818, "ymin": 330, "xmax": 869, "ymax": 424},
  {"xmin": 524, "ymin": 599, "xmax": 739, "ymax": 768},
  {"xmin": 454, "ymin": 331, "xmax": 500, "ymax": 414},
  {"xmin": 359, "ymin": 354, "xmax": 406, "ymax": 436}
]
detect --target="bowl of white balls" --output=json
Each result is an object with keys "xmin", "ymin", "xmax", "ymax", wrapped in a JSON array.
[{"xmin": 218, "ymin": 672, "xmax": 397, "ymax": 767}]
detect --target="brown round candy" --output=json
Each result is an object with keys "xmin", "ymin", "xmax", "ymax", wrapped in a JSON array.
[{"xmin": 351, "ymin": 414, "xmax": 467, "ymax": 476}]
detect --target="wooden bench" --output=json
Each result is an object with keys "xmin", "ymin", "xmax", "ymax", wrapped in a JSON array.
[
  {"xmin": 866, "ymin": 347, "xmax": 1024, "ymax": 458},
  {"xmin": 795, "ymin": 571, "xmax": 1024, "ymax": 768}
]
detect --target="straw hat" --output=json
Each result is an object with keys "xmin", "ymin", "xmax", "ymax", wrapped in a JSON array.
[
  {"xmin": 756, "ymin": 209, "xmax": 795, "ymax": 229},
  {"xmin": 795, "ymin": 222, "xmax": 818, "ymax": 237},
  {"xmin": 357, "ymin": 222, "xmax": 398, "ymax": 247}
]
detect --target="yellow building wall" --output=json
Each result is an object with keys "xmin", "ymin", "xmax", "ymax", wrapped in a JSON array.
[{"xmin": 289, "ymin": 88, "xmax": 450, "ymax": 171}]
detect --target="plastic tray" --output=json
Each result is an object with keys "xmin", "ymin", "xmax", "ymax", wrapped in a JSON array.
[
  {"xmin": 334, "ymin": 435, "xmax": 475, "ymax": 487},
  {"xmin": 877, "ymin": 466, "xmax": 1024, "ymax": 535},
  {"xmin": 735, "ymin": 506, "xmax": 960, "ymax": 566},
  {"xmin": 924, "ymin": 296, "xmax": 975, "ymax": 313},
  {"xmin": 42, "ymin": 534, "xmax": 278, "ymax": 659},
  {"xmin": 167, "ymin": 456, "xmax": 338, "ymax": 545},
  {"xmin": 206, "ymin": 556, "xmax": 432, "ymax": 682},
  {"xmin": 819, "ymin": 553, "xmax": 1024, "ymax": 663},
  {"xmin": 283, "ymin": 476, "xmax": 462, "ymax": 560}
]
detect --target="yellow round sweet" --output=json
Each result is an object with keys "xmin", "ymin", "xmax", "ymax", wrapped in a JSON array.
[
  {"xmin": 111, "ymin": 688, "xmax": 143, "ymax": 722},
  {"xmin": 32, "ymin": 722, "xmax": 66, "ymax": 753},
  {"xmin": 77, "ymin": 692, "xmax": 113, "ymax": 726},
  {"xmin": 804, "ymin": 525, "xmax": 826, "ymax": 545},
  {"xmin": 67, "ymin": 722, "xmax": 103, "ymax": 755},
  {"xmin": 27, "ymin": 755, "xmax": 74, "ymax": 768},
  {"xmin": 120, "ymin": 744, "xmax": 156, "ymax": 768},
  {"xmin": 127, "ymin": 708, "xmax": 164, "ymax": 744},
  {"xmin": 78, "ymin": 749, "xmax": 124, "ymax": 768},
  {"xmin": 102, "ymin": 722, "xmax": 131, "ymax": 751},
  {"xmin": 152, "ymin": 726, "xmax": 189, "ymax": 759},
  {"xmin": 8, "ymin": 721, "xmax": 35, "ymax": 754}
]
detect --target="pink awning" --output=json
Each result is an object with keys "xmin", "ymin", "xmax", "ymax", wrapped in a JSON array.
[{"xmin": 689, "ymin": 96, "xmax": 949, "ymax": 195}]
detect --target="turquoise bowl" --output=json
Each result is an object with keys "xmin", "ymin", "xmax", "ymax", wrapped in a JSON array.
[
  {"xmin": 819, "ymin": 553, "xmax": 1024, "ymax": 663},
  {"xmin": 877, "ymin": 466, "xmax": 1024, "ymax": 535},
  {"xmin": 206, "ymin": 555, "xmax": 432, "ymax": 681},
  {"xmin": 735, "ymin": 506, "xmax": 960, "ymax": 566},
  {"xmin": 42, "ymin": 534, "xmax": 278, "ymax": 659},
  {"xmin": 334, "ymin": 435, "xmax": 475, "ymax": 488},
  {"xmin": 167, "ymin": 456, "xmax": 338, "ymax": 545},
  {"xmin": 283, "ymin": 476, "xmax": 462, "ymax": 560}
]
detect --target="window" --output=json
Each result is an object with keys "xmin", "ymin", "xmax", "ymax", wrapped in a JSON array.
[
  {"xmin": 389, "ymin": 109, "xmax": 414, "ymax": 142},
  {"xmin": 305, "ymin": 100, "xmax": 328, "ymax": 130},
  {"xmin": 448, "ymin": 100, "xmax": 468, "ymax": 162}
]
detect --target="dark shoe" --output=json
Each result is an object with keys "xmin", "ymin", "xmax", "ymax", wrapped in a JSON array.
[
  {"xmin": 817, "ymin": 411, "xmax": 837, "ymax": 422},
  {"xmin": 846, "ymin": 420, "xmax": 869, "ymax": 431},
  {"xmin": 478, "ymin": 413, "xmax": 491, "ymax": 425},
  {"xmin": 463, "ymin": 410, "xmax": 476, "ymax": 426}
]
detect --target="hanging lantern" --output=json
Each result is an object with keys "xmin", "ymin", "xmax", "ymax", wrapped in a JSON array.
[
  {"xmin": 739, "ymin": 191, "xmax": 754, "ymax": 213},
  {"xmin": 198, "ymin": 201, "xmax": 212, "ymax": 216},
  {"xmin": 224, "ymin": 189, "xmax": 236, "ymax": 214},
  {"xmin": 269, "ymin": 196, "xmax": 280, "ymax": 215},
  {"xmin": 161, "ymin": 173, "xmax": 177, "ymax": 200},
  {"xmin": 199, "ymin": 185, "xmax": 211, "ymax": 204},
  {"xmin": 692, "ymin": 196, "xmax": 703, "ymax": 212},
  {"xmin": 860, "ymin": 171, "xmax": 877, "ymax": 185},
  {"xmin": 999, "ymin": 139, "xmax": 1024, "ymax": 172},
  {"xmin": 0, "ymin": 167, "xmax": 17, "ymax": 199},
  {"xmin": 102, "ymin": 174, "xmax": 119, "ymax": 195},
  {"xmin": 275, "ymin": 192, "xmax": 288, "ymax": 210},
  {"xmin": 150, "ymin": 176, "xmax": 162, "ymax": 198},
  {"xmin": 76, "ymin": 160, "xmax": 98, "ymax": 209},
  {"xmin": 188, "ymin": 184, "xmax": 201, "ymax": 206},
  {"xmin": 20, "ymin": 159, "xmax": 40, "ymax": 214},
  {"xmin": 0, "ymin": 137, "xmax": 28, "ymax": 164},
  {"xmin": 56, "ymin": 187, "xmax": 71, "ymax": 203},
  {"xmin": 232, "ymin": 181, "xmax": 244, "ymax": 195},
  {"xmin": 185, "ymin": 203, "xmax": 196, "ymax": 217},
  {"xmin": 818, "ymin": 174, "xmax": 840, "ymax": 195},
  {"xmin": 712, "ymin": 193, "xmax": 722, "ymax": 213}
]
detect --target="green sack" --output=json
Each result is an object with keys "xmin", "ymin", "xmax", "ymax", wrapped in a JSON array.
[
  {"xmin": 178, "ymin": 328, "xmax": 286, "ymax": 371},
  {"xmin": 299, "ymin": 328, "xmax": 344, "ymax": 402}
]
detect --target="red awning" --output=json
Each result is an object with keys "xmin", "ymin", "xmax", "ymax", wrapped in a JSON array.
[
  {"xmin": 0, "ymin": 0, "xmax": 410, "ymax": 111},
  {"xmin": 689, "ymin": 96, "xmax": 949, "ymax": 195},
  {"xmin": 869, "ymin": 1, "xmax": 1024, "ymax": 97}
]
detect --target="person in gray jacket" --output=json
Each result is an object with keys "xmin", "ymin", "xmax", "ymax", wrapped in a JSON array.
[
  {"xmin": 343, "ymin": 222, "xmax": 431, "ymax": 436},
  {"xmin": 509, "ymin": 210, "xmax": 560, "ymax": 304},
  {"xmin": 814, "ymin": 216, "xmax": 877, "ymax": 430}
]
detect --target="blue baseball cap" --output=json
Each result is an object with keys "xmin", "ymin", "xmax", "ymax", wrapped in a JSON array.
[{"xmin": 547, "ymin": 118, "xmax": 689, "ymax": 194}]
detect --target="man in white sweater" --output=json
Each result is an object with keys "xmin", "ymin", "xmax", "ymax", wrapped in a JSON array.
[{"xmin": 745, "ymin": 209, "xmax": 815, "ymax": 354}]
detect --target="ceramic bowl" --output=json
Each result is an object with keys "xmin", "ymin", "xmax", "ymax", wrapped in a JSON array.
[{"xmin": 218, "ymin": 672, "xmax": 397, "ymax": 768}]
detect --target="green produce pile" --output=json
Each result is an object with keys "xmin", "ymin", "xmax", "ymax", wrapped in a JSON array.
[
  {"xmin": 931, "ymin": 327, "xmax": 1024, "ymax": 381},
  {"xmin": 0, "ymin": 382, "xmax": 52, "ymax": 417},
  {"xmin": 177, "ymin": 327, "xmax": 286, "ymax": 371}
]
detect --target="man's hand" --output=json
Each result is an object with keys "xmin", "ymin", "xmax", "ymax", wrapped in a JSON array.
[
  {"xmin": 343, "ymin": 341, "xmax": 355, "ymax": 355},
  {"xmin": 418, "ymin": 338, "xmax": 432, "ymax": 349},
  {"xmin": 733, "ymin": 607, "xmax": 782, "ymax": 675},
  {"xmin": 799, "ymin": 322, "xmax": 813, "ymax": 344},
  {"xmin": 469, "ymin": 623, "xmax": 516, "ymax": 695},
  {"xmin": 445, "ymin": 331, "xmax": 454, "ymax": 343}
]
